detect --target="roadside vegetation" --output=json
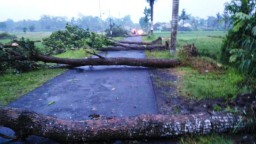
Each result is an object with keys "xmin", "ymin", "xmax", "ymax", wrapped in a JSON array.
[
  {"xmin": 0, "ymin": 24, "xmax": 106, "ymax": 105},
  {"xmin": 145, "ymin": 30, "xmax": 245, "ymax": 100},
  {"xmin": 144, "ymin": 0, "xmax": 256, "ymax": 142},
  {"xmin": 179, "ymin": 134, "xmax": 233, "ymax": 144}
]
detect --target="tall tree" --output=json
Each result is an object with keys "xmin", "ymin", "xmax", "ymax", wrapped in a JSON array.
[
  {"xmin": 29, "ymin": 25, "xmax": 35, "ymax": 32},
  {"xmin": 179, "ymin": 9, "xmax": 189, "ymax": 27},
  {"xmin": 139, "ymin": 7, "xmax": 151, "ymax": 31},
  {"xmin": 216, "ymin": 12, "xmax": 222, "ymax": 30},
  {"xmin": 170, "ymin": 0, "xmax": 180, "ymax": 52},
  {"xmin": 146, "ymin": 0, "xmax": 156, "ymax": 34},
  {"xmin": 222, "ymin": 10, "xmax": 231, "ymax": 30},
  {"xmin": 22, "ymin": 27, "xmax": 27, "ymax": 33}
]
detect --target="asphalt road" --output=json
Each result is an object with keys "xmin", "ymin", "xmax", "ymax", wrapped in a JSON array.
[{"xmin": 0, "ymin": 36, "xmax": 158, "ymax": 143}]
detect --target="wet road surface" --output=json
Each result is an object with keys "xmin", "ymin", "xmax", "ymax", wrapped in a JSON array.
[{"xmin": 0, "ymin": 36, "xmax": 158, "ymax": 143}]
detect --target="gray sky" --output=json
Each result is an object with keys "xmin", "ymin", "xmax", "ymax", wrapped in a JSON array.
[{"xmin": 0, "ymin": 0, "xmax": 231, "ymax": 23}]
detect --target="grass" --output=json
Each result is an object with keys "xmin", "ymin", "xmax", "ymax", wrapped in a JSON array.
[
  {"xmin": 179, "ymin": 134, "xmax": 233, "ymax": 144},
  {"xmin": 14, "ymin": 32, "xmax": 52, "ymax": 41},
  {"xmin": 0, "ymin": 38, "xmax": 13, "ymax": 44},
  {"xmin": 0, "ymin": 47, "xmax": 91, "ymax": 105},
  {"xmin": 112, "ymin": 37, "xmax": 124, "ymax": 41},
  {"xmin": 145, "ymin": 50, "xmax": 176, "ymax": 59},
  {"xmin": 55, "ymin": 48, "xmax": 93, "ymax": 59},
  {"xmin": 0, "ymin": 68, "xmax": 65, "ymax": 105},
  {"xmin": 153, "ymin": 31, "xmax": 226, "ymax": 39},
  {"xmin": 177, "ymin": 67, "xmax": 243, "ymax": 99},
  {"xmin": 146, "ymin": 50, "xmax": 243, "ymax": 100},
  {"xmin": 145, "ymin": 31, "xmax": 243, "ymax": 143},
  {"xmin": 178, "ymin": 38, "xmax": 223, "ymax": 61},
  {"xmin": 144, "ymin": 31, "xmax": 225, "ymax": 61},
  {"xmin": 0, "ymin": 32, "xmax": 51, "ymax": 49}
]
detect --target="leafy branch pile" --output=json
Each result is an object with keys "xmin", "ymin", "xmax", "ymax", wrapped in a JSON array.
[
  {"xmin": 221, "ymin": 0, "xmax": 256, "ymax": 77},
  {"xmin": 105, "ymin": 25, "xmax": 129, "ymax": 37},
  {"xmin": 42, "ymin": 24, "xmax": 111, "ymax": 54},
  {"xmin": 0, "ymin": 38, "xmax": 39, "ymax": 73},
  {"xmin": 0, "ymin": 24, "xmax": 113, "ymax": 73}
]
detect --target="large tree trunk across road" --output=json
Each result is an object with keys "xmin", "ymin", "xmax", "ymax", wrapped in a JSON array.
[
  {"xmin": 0, "ymin": 107, "xmax": 252, "ymax": 142},
  {"xmin": 34, "ymin": 54, "xmax": 180, "ymax": 68}
]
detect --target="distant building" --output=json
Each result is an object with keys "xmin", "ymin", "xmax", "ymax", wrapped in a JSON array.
[{"xmin": 153, "ymin": 22, "xmax": 172, "ymax": 31}]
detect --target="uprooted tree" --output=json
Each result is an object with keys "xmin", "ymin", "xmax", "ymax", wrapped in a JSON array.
[{"xmin": 0, "ymin": 38, "xmax": 179, "ymax": 74}]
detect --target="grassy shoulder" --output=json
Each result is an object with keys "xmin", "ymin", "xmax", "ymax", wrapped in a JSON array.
[
  {"xmin": 179, "ymin": 134, "xmax": 233, "ymax": 144},
  {"xmin": 144, "ymin": 31, "xmax": 244, "ymax": 100},
  {"xmin": 0, "ymin": 68, "xmax": 65, "ymax": 105},
  {"xmin": 146, "ymin": 49, "xmax": 244, "ymax": 100},
  {"xmin": 145, "ymin": 50, "xmax": 176, "ymax": 59},
  {"xmin": 176, "ymin": 67, "xmax": 243, "ymax": 100},
  {"xmin": 0, "ymin": 48, "xmax": 91, "ymax": 105},
  {"xmin": 144, "ymin": 32, "xmax": 244, "ymax": 143}
]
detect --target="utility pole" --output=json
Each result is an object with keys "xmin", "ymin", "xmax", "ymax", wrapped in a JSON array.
[{"xmin": 98, "ymin": 0, "xmax": 103, "ymax": 35}]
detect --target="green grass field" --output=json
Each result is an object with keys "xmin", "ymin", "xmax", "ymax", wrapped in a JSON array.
[
  {"xmin": 0, "ymin": 32, "xmax": 51, "ymax": 49},
  {"xmin": 145, "ymin": 31, "xmax": 226, "ymax": 61}
]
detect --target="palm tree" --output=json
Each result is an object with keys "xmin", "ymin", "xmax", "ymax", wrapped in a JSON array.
[
  {"xmin": 170, "ymin": 0, "xmax": 179, "ymax": 52},
  {"xmin": 146, "ymin": 0, "xmax": 156, "ymax": 34}
]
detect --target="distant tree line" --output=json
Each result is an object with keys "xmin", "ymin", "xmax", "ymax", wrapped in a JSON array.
[
  {"xmin": 0, "ymin": 15, "xmax": 139, "ymax": 33},
  {"xmin": 140, "ymin": 8, "xmax": 232, "ymax": 32}
]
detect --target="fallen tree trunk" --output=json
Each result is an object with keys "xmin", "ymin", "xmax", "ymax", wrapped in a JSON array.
[
  {"xmin": 0, "ymin": 107, "xmax": 253, "ymax": 142},
  {"xmin": 100, "ymin": 45, "xmax": 167, "ymax": 51},
  {"xmin": 34, "ymin": 54, "xmax": 180, "ymax": 68}
]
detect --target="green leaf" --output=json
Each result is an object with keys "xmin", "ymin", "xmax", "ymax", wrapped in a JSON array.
[
  {"xmin": 48, "ymin": 101, "xmax": 55, "ymax": 105},
  {"xmin": 252, "ymin": 26, "xmax": 256, "ymax": 36},
  {"xmin": 229, "ymin": 55, "xmax": 238, "ymax": 63}
]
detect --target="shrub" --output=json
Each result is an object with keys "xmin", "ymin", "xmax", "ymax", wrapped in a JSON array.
[
  {"xmin": 43, "ymin": 24, "xmax": 111, "ymax": 54},
  {"xmin": 105, "ymin": 26, "xmax": 128, "ymax": 37},
  {"xmin": 221, "ymin": 0, "xmax": 256, "ymax": 77},
  {"xmin": 0, "ymin": 33, "xmax": 17, "ymax": 40}
]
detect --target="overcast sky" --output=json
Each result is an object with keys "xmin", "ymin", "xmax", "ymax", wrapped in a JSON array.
[{"xmin": 0, "ymin": 0, "xmax": 231, "ymax": 23}]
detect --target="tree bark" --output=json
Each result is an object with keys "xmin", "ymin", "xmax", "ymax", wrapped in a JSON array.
[
  {"xmin": 0, "ymin": 107, "xmax": 253, "ymax": 142},
  {"xmin": 170, "ymin": 0, "xmax": 180, "ymax": 51},
  {"xmin": 34, "ymin": 54, "xmax": 179, "ymax": 68}
]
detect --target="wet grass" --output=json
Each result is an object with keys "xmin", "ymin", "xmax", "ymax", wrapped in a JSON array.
[
  {"xmin": 177, "ymin": 67, "xmax": 243, "ymax": 100},
  {"xmin": 14, "ymin": 32, "xmax": 52, "ymax": 41},
  {"xmin": 144, "ymin": 31, "xmax": 225, "ymax": 61},
  {"xmin": 145, "ymin": 32, "xmax": 242, "ymax": 143},
  {"xmin": 145, "ymin": 50, "xmax": 176, "ymax": 59},
  {"xmin": 0, "ymin": 68, "xmax": 66, "ymax": 106},
  {"xmin": 179, "ymin": 134, "xmax": 233, "ymax": 144},
  {"xmin": 55, "ymin": 48, "xmax": 93, "ymax": 59},
  {"xmin": 145, "ymin": 49, "xmax": 244, "ymax": 100}
]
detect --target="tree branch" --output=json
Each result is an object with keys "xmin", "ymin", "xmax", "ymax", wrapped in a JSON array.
[{"xmin": 85, "ymin": 50, "xmax": 105, "ymax": 59}]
